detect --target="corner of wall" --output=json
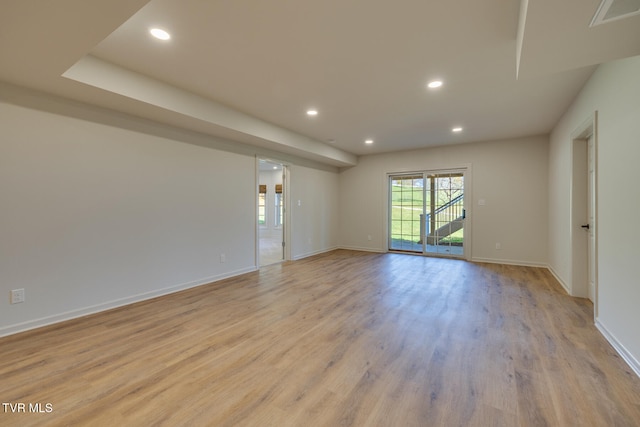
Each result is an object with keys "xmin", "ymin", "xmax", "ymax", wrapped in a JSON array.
[
  {"xmin": 546, "ymin": 264, "xmax": 571, "ymax": 295},
  {"xmin": 596, "ymin": 319, "xmax": 640, "ymax": 379}
]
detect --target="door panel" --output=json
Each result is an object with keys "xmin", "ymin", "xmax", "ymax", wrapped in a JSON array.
[
  {"xmin": 425, "ymin": 173, "xmax": 464, "ymax": 256},
  {"xmin": 389, "ymin": 175, "xmax": 424, "ymax": 252},
  {"xmin": 588, "ymin": 136, "xmax": 596, "ymax": 302}
]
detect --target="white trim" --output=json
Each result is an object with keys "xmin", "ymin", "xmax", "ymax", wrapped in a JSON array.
[
  {"xmin": 283, "ymin": 165, "xmax": 291, "ymax": 262},
  {"xmin": 596, "ymin": 319, "xmax": 640, "ymax": 379},
  {"xmin": 385, "ymin": 165, "xmax": 472, "ymax": 261},
  {"xmin": 255, "ymin": 157, "xmax": 261, "ymax": 267},
  {"xmin": 338, "ymin": 245, "xmax": 385, "ymax": 254},
  {"xmin": 592, "ymin": 114, "xmax": 599, "ymax": 318},
  {"xmin": 570, "ymin": 114, "xmax": 596, "ymax": 140},
  {"xmin": 547, "ymin": 264, "xmax": 572, "ymax": 295},
  {"xmin": 0, "ymin": 267, "xmax": 256, "ymax": 338},
  {"xmin": 256, "ymin": 156, "xmax": 291, "ymax": 267},
  {"xmin": 470, "ymin": 256, "xmax": 547, "ymax": 268},
  {"xmin": 291, "ymin": 246, "xmax": 342, "ymax": 260}
]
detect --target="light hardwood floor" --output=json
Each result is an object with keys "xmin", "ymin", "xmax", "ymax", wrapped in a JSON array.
[
  {"xmin": 259, "ymin": 234, "xmax": 284, "ymax": 266},
  {"xmin": 1, "ymin": 250, "xmax": 639, "ymax": 426}
]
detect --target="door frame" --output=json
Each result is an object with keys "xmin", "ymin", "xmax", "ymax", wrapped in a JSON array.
[
  {"xmin": 255, "ymin": 157, "xmax": 291, "ymax": 267},
  {"xmin": 570, "ymin": 112, "xmax": 598, "ymax": 318},
  {"xmin": 384, "ymin": 166, "xmax": 472, "ymax": 261}
]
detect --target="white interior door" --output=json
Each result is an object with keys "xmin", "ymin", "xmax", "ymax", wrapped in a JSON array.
[{"xmin": 587, "ymin": 135, "xmax": 596, "ymax": 303}]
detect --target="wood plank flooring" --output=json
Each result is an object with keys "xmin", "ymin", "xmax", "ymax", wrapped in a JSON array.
[{"xmin": 1, "ymin": 250, "xmax": 639, "ymax": 426}]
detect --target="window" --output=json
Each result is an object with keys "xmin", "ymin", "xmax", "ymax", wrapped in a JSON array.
[
  {"xmin": 275, "ymin": 184, "xmax": 283, "ymax": 227},
  {"xmin": 258, "ymin": 184, "xmax": 266, "ymax": 225}
]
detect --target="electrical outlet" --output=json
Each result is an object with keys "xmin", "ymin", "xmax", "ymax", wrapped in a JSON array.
[
  {"xmin": 367, "ymin": 235, "xmax": 372, "ymax": 241},
  {"xmin": 495, "ymin": 243, "xmax": 501, "ymax": 250},
  {"xmin": 220, "ymin": 254, "xmax": 226, "ymax": 263},
  {"xmin": 10, "ymin": 289, "xmax": 25, "ymax": 304}
]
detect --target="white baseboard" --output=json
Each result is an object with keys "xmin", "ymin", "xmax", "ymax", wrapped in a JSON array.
[
  {"xmin": 337, "ymin": 245, "xmax": 385, "ymax": 254},
  {"xmin": 470, "ymin": 256, "xmax": 547, "ymax": 268},
  {"xmin": 291, "ymin": 245, "xmax": 386, "ymax": 261},
  {"xmin": 0, "ymin": 266, "xmax": 256, "ymax": 338},
  {"xmin": 596, "ymin": 319, "xmax": 640, "ymax": 379},
  {"xmin": 291, "ymin": 246, "xmax": 340, "ymax": 261},
  {"xmin": 546, "ymin": 265, "xmax": 572, "ymax": 295}
]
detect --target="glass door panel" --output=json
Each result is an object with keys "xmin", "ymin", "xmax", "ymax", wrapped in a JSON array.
[
  {"xmin": 389, "ymin": 175, "xmax": 424, "ymax": 252},
  {"xmin": 425, "ymin": 173, "xmax": 464, "ymax": 256}
]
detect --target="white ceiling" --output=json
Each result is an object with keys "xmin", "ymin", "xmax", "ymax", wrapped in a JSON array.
[{"xmin": 2, "ymin": 0, "xmax": 640, "ymax": 167}]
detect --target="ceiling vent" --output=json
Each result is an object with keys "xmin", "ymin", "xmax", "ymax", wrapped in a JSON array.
[{"xmin": 591, "ymin": 0, "xmax": 640, "ymax": 26}]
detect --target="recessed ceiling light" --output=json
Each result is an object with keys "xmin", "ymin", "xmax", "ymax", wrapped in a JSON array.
[
  {"xmin": 273, "ymin": 166, "xmax": 278, "ymax": 170},
  {"xmin": 427, "ymin": 80, "xmax": 443, "ymax": 89},
  {"xmin": 365, "ymin": 139, "xmax": 374, "ymax": 144},
  {"xmin": 150, "ymin": 28, "xmax": 171, "ymax": 41},
  {"xmin": 452, "ymin": 127, "xmax": 463, "ymax": 133},
  {"xmin": 306, "ymin": 109, "xmax": 318, "ymax": 116}
]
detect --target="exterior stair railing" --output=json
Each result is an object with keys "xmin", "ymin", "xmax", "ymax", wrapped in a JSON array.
[{"xmin": 420, "ymin": 193, "xmax": 464, "ymax": 245}]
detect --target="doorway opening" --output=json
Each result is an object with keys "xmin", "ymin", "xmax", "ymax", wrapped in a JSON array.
[
  {"xmin": 257, "ymin": 159, "xmax": 288, "ymax": 266},
  {"xmin": 389, "ymin": 169, "xmax": 467, "ymax": 258}
]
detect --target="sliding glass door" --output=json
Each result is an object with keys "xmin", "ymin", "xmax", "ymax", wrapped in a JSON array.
[{"xmin": 389, "ymin": 170, "xmax": 466, "ymax": 257}]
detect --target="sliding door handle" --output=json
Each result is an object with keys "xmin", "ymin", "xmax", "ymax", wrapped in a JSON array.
[{"xmin": 581, "ymin": 224, "xmax": 590, "ymax": 230}]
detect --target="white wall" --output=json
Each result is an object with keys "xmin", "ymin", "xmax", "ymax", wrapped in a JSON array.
[
  {"xmin": 549, "ymin": 55, "xmax": 640, "ymax": 373},
  {"xmin": 290, "ymin": 165, "xmax": 340, "ymax": 259},
  {"xmin": 0, "ymin": 87, "xmax": 340, "ymax": 336},
  {"xmin": 339, "ymin": 136, "xmax": 549, "ymax": 266}
]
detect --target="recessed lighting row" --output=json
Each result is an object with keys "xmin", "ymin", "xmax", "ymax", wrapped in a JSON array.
[
  {"xmin": 306, "ymin": 109, "xmax": 375, "ymax": 146},
  {"xmin": 151, "ymin": 29, "xmax": 459, "ymax": 143},
  {"xmin": 426, "ymin": 79, "xmax": 464, "ymax": 134},
  {"xmin": 150, "ymin": 29, "xmax": 460, "ymax": 143}
]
